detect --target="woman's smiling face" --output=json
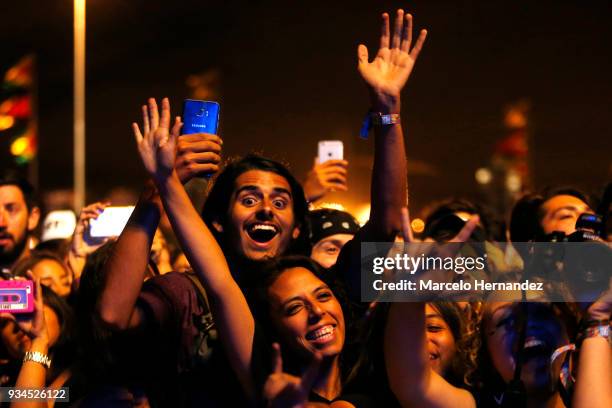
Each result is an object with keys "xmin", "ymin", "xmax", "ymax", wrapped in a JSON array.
[
  {"xmin": 267, "ymin": 267, "xmax": 345, "ymax": 359},
  {"xmin": 425, "ymin": 304, "xmax": 457, "ymax": 376}
]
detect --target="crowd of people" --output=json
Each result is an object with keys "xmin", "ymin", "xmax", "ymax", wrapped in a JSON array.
[{"xmin": 0, "ymin": 9, "xmax": 610, "ymax": 408}]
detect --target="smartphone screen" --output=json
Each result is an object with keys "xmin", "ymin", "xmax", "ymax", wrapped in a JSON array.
[
  {"xmin": 89, "ymin": 206, "xmax": 135, "ymax": 238},
  {"xmin": 0, "ymin": 280, "xmax": 34, "ymax": 314},
  {"xmin": 318, "ymin": 140, "xmax": 344, "ymax": 163},
  {"xmin": 182, "ymin": 99, "xmax": 220, "ymax": 135}
]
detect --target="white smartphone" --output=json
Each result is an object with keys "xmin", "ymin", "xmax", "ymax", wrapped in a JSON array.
[
  {"xmin": 318, "ymin": 140, "xmax": 344, "ymax": 164},
  {"xmin": 89, "ymin": 206, "xmax": 135, "ymax": 238}
]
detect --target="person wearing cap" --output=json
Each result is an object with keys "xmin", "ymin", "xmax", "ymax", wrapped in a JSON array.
[{"xmin": 308, "ymin": 208, "xmax": 360, "ymax": 268}]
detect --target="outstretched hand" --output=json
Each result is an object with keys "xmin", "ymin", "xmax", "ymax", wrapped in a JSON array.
[
  {"xmin": 263, "ymin": 343, "xmax": 321, "ymax": 408},
  {"xmin": 132, "ymin": 98, "xmax": 182, "ymax": 183},
  {"xmin": 358, "ymin": 10, "xmax": 427, "ymax": 111}
]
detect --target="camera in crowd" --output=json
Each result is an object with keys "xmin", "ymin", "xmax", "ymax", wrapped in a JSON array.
[{"xmin": 528, "ymin": 213, "xmax": 611, "ymax": 302}]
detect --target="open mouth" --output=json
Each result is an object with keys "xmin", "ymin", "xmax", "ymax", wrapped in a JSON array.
[
  {"xmin": 306, "ymin": 324, "xmax": 336, "ymax": 344},
  {"xmin": 521, "ymin": 336, "xmax": 552, "ymax": 360},
  {"xmin": 246, "ymin": 223, "xmax": 279, "ymax": 244}
]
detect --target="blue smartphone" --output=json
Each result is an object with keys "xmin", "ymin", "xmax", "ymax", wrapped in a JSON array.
[{"xmin": 181, "ymin": 99, "xmax": 220, "ymax": 135}]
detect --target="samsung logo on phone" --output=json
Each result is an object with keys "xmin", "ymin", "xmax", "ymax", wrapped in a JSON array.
[{"xmin": 191, "ymin": 124, "xmax": 207, "ymax": 128}]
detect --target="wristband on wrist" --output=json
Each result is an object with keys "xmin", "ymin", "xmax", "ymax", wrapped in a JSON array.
[
  {"xmin": 23, "ymin": 350, "xmax": 52, "ymax": 368},
  {"xmin": 584, "ymin": 324, "xmax": 610, "ymax": 339},
  {"xmin": 359, "ymin": 111, "xmax": 401, "ymax": 139}
]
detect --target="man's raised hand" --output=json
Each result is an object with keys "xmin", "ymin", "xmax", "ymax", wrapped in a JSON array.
[
  {"xmin": 132, "ymin": 98, "xmax": 182, "ymax": 182},
  {"xmin": 357, "ymin": 10, "xmax": 427, "ymax": 112}
]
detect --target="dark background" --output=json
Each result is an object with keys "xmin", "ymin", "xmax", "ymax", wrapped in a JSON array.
[{"xmin": 1, "ymin": 0, "xmax": 611, "ymax": 218}]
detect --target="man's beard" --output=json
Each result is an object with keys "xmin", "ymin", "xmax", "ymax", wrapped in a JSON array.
[{"xmin": 0, "ymin": 233, "xmax": 28, "ymax": 267}]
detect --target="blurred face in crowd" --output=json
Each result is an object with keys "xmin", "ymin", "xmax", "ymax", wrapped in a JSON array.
[
  {"xmin": 483, "ymin": 300, "xmax": 569, "ymax": 395},
  {"xmin": 0, "ymin": 305, "xmax": 60, "ymax": 359},
  {"xmin": 150, "ymin": 229, "xmax": 172, "ymax": 275},
  {"xmin": 217, "ymin": 170, "xmax": 300, "ymax": 261},
  {"xmin": 310, "ymin": 233, "xmax": 354, "ymax": 269},
  {"xmin": 540, "ymin": 194, "xmax": 592, "ymax": 236},
  {"xmin": 267, "ymin": 267, "xmax": 345, "ymax": 360},
  {"xmin": 0, "ymin": 185, "xmax": 39, "ymax": 267},
  {"xmin": 31, "ymin": 258, "xmax": 72, "ymax": 298},
  {"xmin": 425, "ymin": 304, "xmax": 457, "ymax": 377}
]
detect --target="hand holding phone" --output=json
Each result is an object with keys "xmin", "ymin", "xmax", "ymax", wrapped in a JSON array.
[
  {"xmin": 318, "ymin": 140, "xmax": 344, "ymax": 164},
  {"xmin": 178, "ymin": 100, "xmax": 222, "ymax": 182},
  {"xmin": 182, "ymin": 99, "xmax": 220, "ymax": 135},
  {"xmin": 88, "ymin": 206, "xmax": 135, "ymax": 238},
  {"xmin": 0, "ymin": 280, "xmax": 34, "ymax": 314},
  {"xmin": 304, "ymin": 143, "xmax": 348, "ymax": 202}
]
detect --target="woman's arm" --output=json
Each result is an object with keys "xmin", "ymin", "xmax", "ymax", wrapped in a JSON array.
[
  {"xmin": 384, "ymin": 209, "xmax": 476, "ymax": 408},
  {"xmin": 10, "ymin": 275, "xmax": 49, "ymax": 408},
  {"xmin": 385, "ymin": 302, "xmax": 475, "ymax": 408}
]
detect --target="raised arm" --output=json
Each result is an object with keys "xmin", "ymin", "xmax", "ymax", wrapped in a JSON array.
[
  {"xmin": 133, "ymin": 98, "xmax": 255, "ymax": 397},
  {"xmin": 384, "ymin": 209, "xmax": 476, "ymax": 408},
  {"xmin": 68, "ymin": 201, "xmax": 110, "ymax": 284},
  {"xmin": 98, "ymin": 104, "xmax": 222, "ymax": 331},
  {"xmin": 97, "ymin": 181, "xmax": 162, "ymax": 330},
  {"xmin": 336, "ymin": 10, "xmax": 427, "ymax": 303},
  {"xmin": 10, "ymin": 274, "xmax": 48, "ymax": 408},
  {"xmin": 358, "ymin": 10, "xmax": 427, "ymax": 236}
]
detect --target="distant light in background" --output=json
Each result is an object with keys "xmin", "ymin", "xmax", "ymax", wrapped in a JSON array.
[
  {"xmin": 356, "ymin": 205, "xmax": 370, "ymax": 226},
  {"xmin": 475, "ymin": 167, "xmax": 492, "ymax": 185},
  {"xmin": 506, "ymin": 171, "xmax": 521, "ymax": 193},
  {"xmin": 316, "ymin": 202, "xmax": 346, "ymax": 212},
  {"xmin": 411, "ymin": 218, "xmax": 425, "ymax": 234},
  {"xmin": 10, "ymin": 136, "xmax": 29, "ymax": 156},
  {"xmin": 0, "ymin": 100, "xmax": 13, "ymax": 113},
  {"xmin": 0, "ymin": 115, "xmax": 15, "ymax": 131}
]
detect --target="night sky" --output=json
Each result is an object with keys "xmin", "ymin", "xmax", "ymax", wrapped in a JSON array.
[{"xmin": 1, "ymin": 0, "xmax": 611, "ymax": 217}]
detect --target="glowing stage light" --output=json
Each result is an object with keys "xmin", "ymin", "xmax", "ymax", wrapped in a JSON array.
[
  {"xmin": 10, "ymin": 136, "xmax": 29, "ymax": 156},
  {"xmin": 0, "ymin": 115, "xmax": 15, "ymax": 131}
]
